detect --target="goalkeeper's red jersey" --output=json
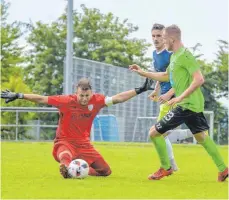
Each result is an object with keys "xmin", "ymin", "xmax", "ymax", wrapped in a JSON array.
[{"xmin": 48, "ymin": 94, "xmax": 106, "ymax": 144}]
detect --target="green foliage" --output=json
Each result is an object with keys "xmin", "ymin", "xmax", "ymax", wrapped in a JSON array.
[
  {"xmin": 1, "ymin": 75, "xmax": 35, "ymax": 108},
  {"xmin": 213, "ymin": 40, "xmax": 228, "ymax": 98},
  {"xmin": 212, "ymin": 40, "xmax": 228, "ymax": 144},
  {"xmin": 25, "ymin": 4, "xmax": 151, "ymax": 95},
  {"xmin": 189, "ymin": 43, "xmax": 204, "ymax": 58},
  {"xmin": 25, "ymin": 21, "xmax": 66, "ymax": 95},
  {"xmin": 1, "ymin": 0, "xmax": 25, "ymax": 83},
  {"xmin": 1, "ymin": 75, "xmax": 36, "ymax": 140},
  {"xmin": 1, "ymin": 1, "xmax": 36, "ymax": 140},
  {"xmin": 196, "ymin": 40, "xmax": 228, "ymax": 144},
  {"xmin": 74, "ymin": 5, "xmax": 151, "ymax": 67}
]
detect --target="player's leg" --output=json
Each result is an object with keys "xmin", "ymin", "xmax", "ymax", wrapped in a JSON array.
[
  {"xmin": 57, "ymin": 146, "xmax": 72, "ymax": 166},
  {"xmin": 148, "ymin": 106, "xmax": 185, "ymax": 180},
  {"xmin": 158, "ymin": 103, "xmax": 178, "ymax": 171},
  {"xmin": 185, "ymin": 112, "xmax": 228, "ymax": 182},
  {"xmin": 164, "ymin": 136, "xmax": 178, "ymax": 171},
  {"xmin": 90, "ymin": 157, "xmax": 112, "ymax": 176},
  {"xmin": 77, "ymin": 149, "xmax": 111, "ymax": 176},
  {"xmin": 53, "ymin": 142, "xmax": 74, "ymax": 178}
]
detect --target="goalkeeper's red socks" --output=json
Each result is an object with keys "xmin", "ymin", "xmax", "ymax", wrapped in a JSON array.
[
  {"xmin": 57, "ymin": 147, "xmax": 72, "ymax": 178},
  {"xmin": 57, "ymin": 146, "xmax": 72, "ymax": 167},
  {"xmin": 59, "ymin": 153, "xmax": 71, "ymax": 166}
]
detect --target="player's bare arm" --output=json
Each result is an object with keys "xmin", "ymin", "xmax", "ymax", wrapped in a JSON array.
[
  {"xmin": 111, "ymin": 90, "xmax": 137, "ymax": 104},
  {"xmin": 158, "ymin": 88, "xmax": 175, "ymax": 104},
  {"xmin": 129, "ymin": 64, "xmax": 169, "ymax": 82},
  {"xmin": 148, "ymin": 81, "xmax": 160, "ymax": 101},
  {"xmin": 167, "ymin": 70, "xmax": 204, "ymax": 106},
  {"xmin": 1, "ymin": 89, "xmax": 48, "ymax": 104},
  {"xmin": 23, "ymin": 94, "xmax": 48, "ymax": 104}
]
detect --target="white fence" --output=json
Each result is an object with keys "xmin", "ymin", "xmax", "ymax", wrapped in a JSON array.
[
  {"xmin": 1, "ymin": 107, "xmax": 214, "ymax": 144},
  {"xmin": 1, "ymin": 107, "xmax": 118, "ymax": 142}
]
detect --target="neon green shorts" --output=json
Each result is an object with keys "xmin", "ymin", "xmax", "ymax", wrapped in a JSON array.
[{"xmin": 157, "ymin": 103, "xmax": 173, "ymax": 121}]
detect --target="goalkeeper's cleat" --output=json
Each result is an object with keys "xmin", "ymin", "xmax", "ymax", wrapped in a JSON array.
[
  {"xmin": 170, "ymin": 159, "xmax": 179, "ymax": 172},
  {"xmin": 148, "ymin": 167, "xmax": 173, "ymax": 180},
  {"xmin": 60, "ymin": 163, "xmax": 70, "ymax": 178},
  {"xmin": 218, "ymin": 167, "xmax": 228, "ymax": 182}
]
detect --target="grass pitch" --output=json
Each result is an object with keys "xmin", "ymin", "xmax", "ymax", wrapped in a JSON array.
[{"xmin": 1, "ymin": 142, "xmax": 228, "ymax": 199}]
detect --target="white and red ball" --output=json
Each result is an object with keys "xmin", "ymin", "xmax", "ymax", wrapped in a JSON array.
[{"xmin": 68, "ymin": 159, "xmax": 89, "ymax": 179}]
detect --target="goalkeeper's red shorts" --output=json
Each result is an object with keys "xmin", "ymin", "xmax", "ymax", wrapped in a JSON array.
[{"xmin": 52, "ymin": 140, "xmax": 105, "ymax": 166}]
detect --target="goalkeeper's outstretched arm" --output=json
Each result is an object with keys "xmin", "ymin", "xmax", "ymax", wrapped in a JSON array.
[
  {"xmin": 111, "ymin": 90, "xmax": 137, "ymax": 104},
  {"xmin": 1, "ymin": 89, "xmax": 48, "ymax": 104},
  {"xmin": 23, "ymin": 94, "xmax": 48, "ymax": 104}
]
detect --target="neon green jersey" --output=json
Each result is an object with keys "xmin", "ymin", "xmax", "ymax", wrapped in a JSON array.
[{"xmin": 167, "ymin": 47, "xmax": 204, "ymax": 112}]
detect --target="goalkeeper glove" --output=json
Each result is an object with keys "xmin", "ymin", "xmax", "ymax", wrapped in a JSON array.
[
  {"xmin": 135, "ymin": 78, "xmax": 154, "ymax": 95},
  {"xmin": 1, "ymin": 89, "xmax": 24, "ymax": 103}
]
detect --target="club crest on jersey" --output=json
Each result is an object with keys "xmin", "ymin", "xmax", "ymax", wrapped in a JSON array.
[{"xmin": 88, "ymin": 104, "xmax": 93, "ymax": 111}]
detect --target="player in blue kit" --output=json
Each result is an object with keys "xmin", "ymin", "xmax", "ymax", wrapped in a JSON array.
[{"xmin": 148, "ymin": 23, "xmax": 178, "ymax": 171}]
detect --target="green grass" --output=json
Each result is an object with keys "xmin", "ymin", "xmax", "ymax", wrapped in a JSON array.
[{"xmin": 1, "ymin": 142, "xmax": 228, "ymax": 199}]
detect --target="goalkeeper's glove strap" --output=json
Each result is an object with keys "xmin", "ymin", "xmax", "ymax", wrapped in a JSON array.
[
  {"xmin": 135, "ymin": 88, "xmax": 144, "ymax": 95},
  {"xmin": 17, "ymin": 93, "xmax": 24, "ymax": 99}
]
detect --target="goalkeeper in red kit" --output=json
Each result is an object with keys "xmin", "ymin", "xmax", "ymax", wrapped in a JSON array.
[{"xmin": 1, "ymin": 77, "xmax": 153, "ymax": 178}]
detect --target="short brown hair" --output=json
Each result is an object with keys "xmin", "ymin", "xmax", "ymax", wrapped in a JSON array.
[
  {"xmin": 76, "ymin": 78, "xmax": 92, "ymax": 91},
  {"xmin": 151, "ymin": 23, "xmax": 165, "ymax": 31},
  {"xmin": 165, "ymin": 25, "xmax": 181, "ymax": 40}
]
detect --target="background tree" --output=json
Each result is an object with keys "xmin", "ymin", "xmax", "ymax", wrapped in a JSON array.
[
  {"xmin": 1, "ymin": 74, "xmax": 36, "ymax": 140},
  {"xmin": 1, "ymin": 0, "xmax": 25, "ymax": 83},
  {"xmin": 211, "ymin": 40, "xmax": 228, "ymax": 144},
  {"xmin": 1, "ymin": 1, "xmax": 36, "ymax": 140},
  {"xmin": 25, "ymin": 4, "xmax": 151, "ymax": 96},
  {"xmin": 213, "ymin": 40, "xmax": 228, "ymax": 99},
  {"xmin": 73, "ymin": 5, "xmax": 151, "ymax": 67},
  {"xmin": 192, "ymin": 41, "xmax": 228, "ymax": 144}
]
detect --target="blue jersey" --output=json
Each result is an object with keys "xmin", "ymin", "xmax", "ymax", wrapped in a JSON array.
[{"xmin": 152, "ymin": 49, "xmax": 172, "ymax": 95}]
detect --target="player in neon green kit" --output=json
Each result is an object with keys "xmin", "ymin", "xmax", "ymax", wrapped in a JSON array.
[
  {"xmin": 129, "ymin": 24, "xmax": 228, "ymax": 182},
  {"xmin": 148, "ymin": 23, "xmax": 178, "ymax": 171}
]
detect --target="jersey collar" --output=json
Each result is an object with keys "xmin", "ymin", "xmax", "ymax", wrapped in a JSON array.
[{"xmin": 155, "ymin": 48, "xmax": 166, "ymax": 54}]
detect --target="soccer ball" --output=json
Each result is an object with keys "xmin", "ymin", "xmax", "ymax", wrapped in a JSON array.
[{"xmin": 68, "ymin": 159, "xmax": 89, "ymax": 179}]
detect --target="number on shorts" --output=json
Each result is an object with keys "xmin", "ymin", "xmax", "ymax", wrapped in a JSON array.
[
  {"xmin": 156, "ymin": 123, "xmax": 162, "ymax": 130},
  {"xmin": 164, "ymin": 111, "xmax": 174, "ymax": 121}
]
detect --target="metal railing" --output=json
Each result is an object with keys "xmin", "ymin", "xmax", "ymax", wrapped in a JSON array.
[
  {"xmin": 1, "ymin": 107, "xmax": 58, "ymax": 141},
  {"xmin": 1, "ymin": 107, "xmax": 214, "ymax": 143},
  {"xmin": 1, "ymin": 107, "xmax": 120, "ymax": 142}
]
